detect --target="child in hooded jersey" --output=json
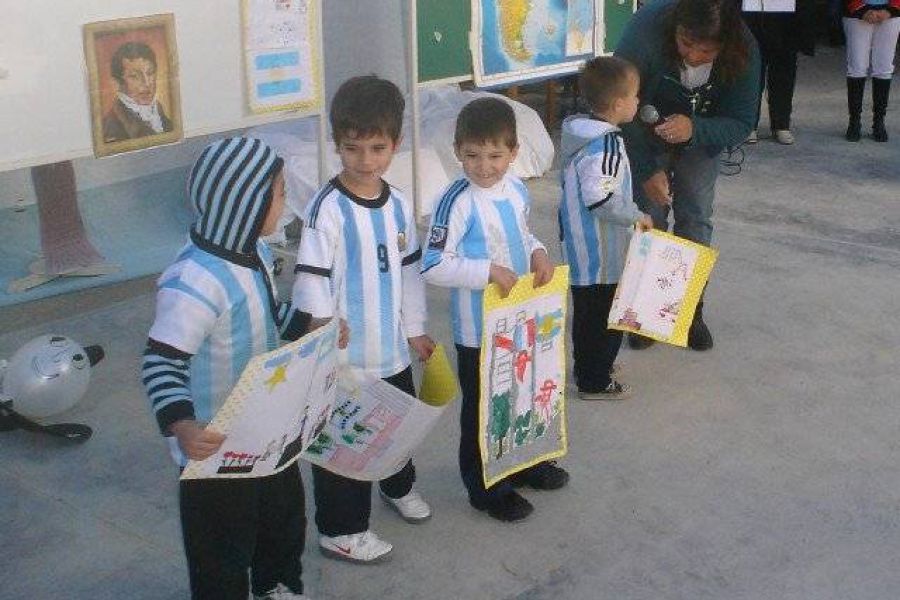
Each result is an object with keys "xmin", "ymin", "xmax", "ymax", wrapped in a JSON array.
[
  {"xmin": 558, "ymin": 56, "xmax": 653, "ymax": 402},
  {"xmin": 291, "ymin": 75, "xmax": 435, "ymax": 564},
  {"xmin": 142, "ymin": 137, "xmax": 315, "ymax": 600},
  {"xmin": 422, "ymin": 97, "xmax": 570, "ymax": 523}
]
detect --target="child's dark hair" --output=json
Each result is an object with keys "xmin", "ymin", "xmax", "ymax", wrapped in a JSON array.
[
  {"xmin": 330, "ymin": 75, "xmax": 405, "ymax": 144},
  {"xmin": 454, "ymin": 97, "xmax": 517, "ymax": 149},
  {"xmin": 580, "ymin": 56, "xmax": 638, "ymax": 114}
]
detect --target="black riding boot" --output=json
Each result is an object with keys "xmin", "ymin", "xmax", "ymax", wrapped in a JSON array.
[
  {"xmin": 872, "ymin": 77, "xmax": 891, "ymax": 142},
  {"xmin": 846, "ymin": 77, "xmax": 865, "ymax": 142},
  {"xmin": 688, "ymin": 300, "xmax": 713, "ymax": 351}
]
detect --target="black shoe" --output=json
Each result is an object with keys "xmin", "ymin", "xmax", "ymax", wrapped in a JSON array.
[
  {"xmin": 687, "ymin": 315, "xmax": 713, "ymax": 351},
  {"xmin": 873, "ymin": 120, "xmax": 888, "ymax": 142},
  {"xmin": 627, "ymin": 333, "xmax": 655, "ymax": 350},
  {"xmin": 846, "ymin": 120, "xmax": 861, "ymax": 142},
  {"xmin": 509, "ymin": 461, "xmax": 570, "ymax": 490},
  {"xmin": 470, "ymin": 491, "xmax": 534, "ymax": 522}
]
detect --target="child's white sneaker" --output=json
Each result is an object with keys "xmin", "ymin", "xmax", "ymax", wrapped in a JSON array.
[
  {"xmin": 319, "ymin": 530, "xmax": 393, "ymax": 564},
  {"xmin": 253, "ymin": 583, "xmax": 309, "ymax": 599},
  {"xmin": 380, "ymin": 488, "xmax": 432, "ymax": 523}
]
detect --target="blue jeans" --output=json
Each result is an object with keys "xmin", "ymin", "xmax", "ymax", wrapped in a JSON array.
[{"xmin": 633, "ymin": 146, "xmax": 720, "ymax": 246}]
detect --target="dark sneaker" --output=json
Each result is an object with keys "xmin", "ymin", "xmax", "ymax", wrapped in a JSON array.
[
  {"xmin": 687, "ymin": 316, "xmax": 714, "ymax": 351},
  {"xmin": 578, "ymin": 380, "xmax": 633, "ymax": 401},
  {"xmin": 510, "ymin": 462, "xmax": 569, "ymax": 490},
  {"xmin": 627, "ymin": 334, "xmax": 655, "ymax": 350},
  {"xmin": 470, "ymin": 491, "xmax": 534, "ymax": 522}
]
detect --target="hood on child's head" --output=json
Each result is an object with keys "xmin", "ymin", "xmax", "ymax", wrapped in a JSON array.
[
  {"xmin": 560, "ymin": 114, "xmax": 619, "ymax": 163},
  {"xmin": 187, "ymin": 136, "xmax": 283, "ymax": 256}
]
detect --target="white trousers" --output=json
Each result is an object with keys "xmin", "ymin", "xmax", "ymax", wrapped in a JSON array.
[{"xmin": 844, "ymin": 16, "xmax": 900, "ymax": 78}]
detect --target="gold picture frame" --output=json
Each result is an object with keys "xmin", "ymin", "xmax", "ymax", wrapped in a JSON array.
[{"xmin": 83, "ymin": 14, "xmax": 183, "ymax": 158}]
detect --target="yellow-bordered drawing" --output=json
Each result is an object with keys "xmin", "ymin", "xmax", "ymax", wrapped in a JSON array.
[
  {"xmin": 609, "ymin": 230, "xmax": 718, "ymax": 347},
  {"xmin": 478, "ymin": 265, "xmax": 569, "ymax": 488}
]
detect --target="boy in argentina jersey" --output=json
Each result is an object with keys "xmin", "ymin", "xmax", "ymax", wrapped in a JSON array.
[
  {"xmin": 141, "ymin": 137, "xmax": 312, "ymax": 600},
  {"xmin": 422, "ymin": 98, "xmax": 570, "ymax": 523},
  {"xmin": 559, "ymin": 57, "xmax": 652, "ymax": 402},
  {"xmin": 292, "ymin": 76, "xmax": 435, "ymax": 564}
]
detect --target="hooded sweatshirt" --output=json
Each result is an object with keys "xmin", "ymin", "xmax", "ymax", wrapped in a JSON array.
[
  {"xmin": 142, "ymin": 137, "xmax": 308, "ymax": 465},
  {"xmin": 558, "ymin": 115, "xmax": 643, "ymax": 286}
]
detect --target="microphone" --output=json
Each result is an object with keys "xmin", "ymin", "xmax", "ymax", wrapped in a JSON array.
[{"xmin": 639, "ymin": 104, "xmax": 664, "ymax": 127}]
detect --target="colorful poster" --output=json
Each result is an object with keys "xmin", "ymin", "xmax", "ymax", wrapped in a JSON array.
[
  {"xmin": 242, "ymin": 0, "xmax": 322, "ymax": 114},
  {"xmin": 608, "ymin": 230, "xmax": 718, "ymax": 347},
  {"xmin": 180, "ymin": 321, "xmax": 338, "ymax": 480},
  {"xmin": 479, "ymin": 266, "xmax": 569, "ymax": 488},
  {"xmin": 472, "ymin": 0, "xmax": 598, "ymax": 87},
  {"xmin": 302, "ymin": 367, "xmax": 451, "ymax": 481}
]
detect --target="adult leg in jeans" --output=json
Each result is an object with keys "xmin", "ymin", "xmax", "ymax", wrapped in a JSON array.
[
  {"xmin": 672, "ymin": 146, "xmax": 719, "ymax": 350},
  {"xmin": 671, "ymin": 147, "xmax": 718, "ymax": 247}
]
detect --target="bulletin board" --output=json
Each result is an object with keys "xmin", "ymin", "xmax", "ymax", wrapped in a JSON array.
[
  {"xmin": 416, "ymin": 0, "xmax": 472, "ymax": 84},
  {"xmin": 602, "ymin": 0, "xmax": 639, "ymax": 53},
  {"xmin": 0, "ymin": 0, "xmax": 323, "ymax": 173}
]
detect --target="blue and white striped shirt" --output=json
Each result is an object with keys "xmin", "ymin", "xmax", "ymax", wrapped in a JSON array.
[
  {"xmin": 422, "ymin": 174, "xmax": 545, "ymax": 348},
  {"xmin": 292, "ymin": 178, "xmax": 426, "ymax": 378},
  {"xmin": 558, "ymin": 116, "xmax": 643, "ymax": 286}
]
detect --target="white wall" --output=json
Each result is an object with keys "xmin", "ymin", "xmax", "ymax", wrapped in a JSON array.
[{"xmin": 0, "ymin": 0, "xmax": 412, "ymax": 209}]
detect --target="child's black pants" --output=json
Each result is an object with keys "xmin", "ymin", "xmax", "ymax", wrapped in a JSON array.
[
  {"xmin": 311, "ymin": 366, "xmax": 417, "ymax": 536},
  {"xmin": 571, "ymin": 283, "xmax": 621, "ymax": 393},
  {"xmin": 179, "ymin": 461, "xmax": 305, "ymax": 599}
]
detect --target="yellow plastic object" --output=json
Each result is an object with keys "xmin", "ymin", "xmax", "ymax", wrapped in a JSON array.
[{"xmin": 418, "ymin": 344, "xmax": 459, "ymax": 407}]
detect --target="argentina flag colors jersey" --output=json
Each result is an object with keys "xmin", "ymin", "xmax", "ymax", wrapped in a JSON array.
[
  {"xmin": 293, "ymin": 178, "xmax": 426, "ymax": 378},
  {"xmin": 422, "ymin": 174, "xmax": 545, "ymax": 348},
  {"xmin": 558, "ymin": 116, "xmax": 643, "ymax": 286},
  {"xmin": 142, "ymin": 137, "xmax": 306, "ymax": 466}
]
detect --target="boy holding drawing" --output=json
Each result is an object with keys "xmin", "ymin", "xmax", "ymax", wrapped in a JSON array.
[
  {"xmin": 291, "ymin": 75, "xmax": 435, "ymax": 564},
  {"xmin": 558, "ymin": 56, "xmax": 653, "ymax": 401},
  {"xmin": 142, "ymin": 137, "xmax": 312, "ymax": 599},
  {"xmin": 422, "ymin": 97, "xmax": 569, "ymax": 523}
]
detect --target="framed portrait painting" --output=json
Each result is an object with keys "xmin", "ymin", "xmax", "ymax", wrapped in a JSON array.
[{"xmin": 83, "ymin": 14, "xmax": 183, "ymax": 157}]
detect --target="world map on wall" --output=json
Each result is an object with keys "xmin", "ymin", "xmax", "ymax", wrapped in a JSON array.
[{"xmin": 475, "ymin": 0, "xmax": 595, "ymax": 86}]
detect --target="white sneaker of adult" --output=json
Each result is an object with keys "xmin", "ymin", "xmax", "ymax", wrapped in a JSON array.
[
  {"xmin": 773, "ymin": 129, "xmax": 795, "ymax": 145},
  {"xmin": 319, "ymin": 530, "xmax": 393, "ymax": 564},
  {"xmin": 253, "ymin": 582, "xmax": 310, "ymax": 599},
  {"xmin": 746, "ymin": 129, "xmax": 758, "ymax": 144},
  {"xmin": 380, "ymin": 488, "xmax": 432, "ymax": 523}
]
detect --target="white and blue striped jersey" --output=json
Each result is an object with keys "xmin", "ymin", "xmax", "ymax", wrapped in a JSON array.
[
  {"xmin": 558, "ymin": 116, "xmax": 643, "ymax": 286},
  {"xmin": 422, "ymin": 174, "xmax": 545, "ymax": 348},
  {"xmin": 146, "ymin": 241, "xmax": 283, "ymax": 465},
  {"xmin": 142, "ymin": 137, "xmax": 307, "ymax": 466},
  {"xmin": 292, "ymin": 178, "xmax": 426, "ymax": 378}
]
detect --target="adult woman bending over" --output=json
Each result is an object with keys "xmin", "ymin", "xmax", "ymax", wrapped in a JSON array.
[{"xmin": 615, "ymin": 0, "xmax": 760, "ymax": 351}]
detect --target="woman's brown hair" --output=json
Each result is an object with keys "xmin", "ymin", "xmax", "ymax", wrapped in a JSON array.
[{"xmin": 662, "ymin": 0, "xmax": 750, "ymax": 84}]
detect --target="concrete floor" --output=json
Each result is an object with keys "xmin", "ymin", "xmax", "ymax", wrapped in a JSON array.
[{"xmin": 2, "ymin": 47, "xmax": 899, "ymax": 600}]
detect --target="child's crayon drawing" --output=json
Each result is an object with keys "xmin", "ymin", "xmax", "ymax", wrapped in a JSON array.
[{"xmin": 479, "ymin": 267, "xmax": 570, "ymax": 488}]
